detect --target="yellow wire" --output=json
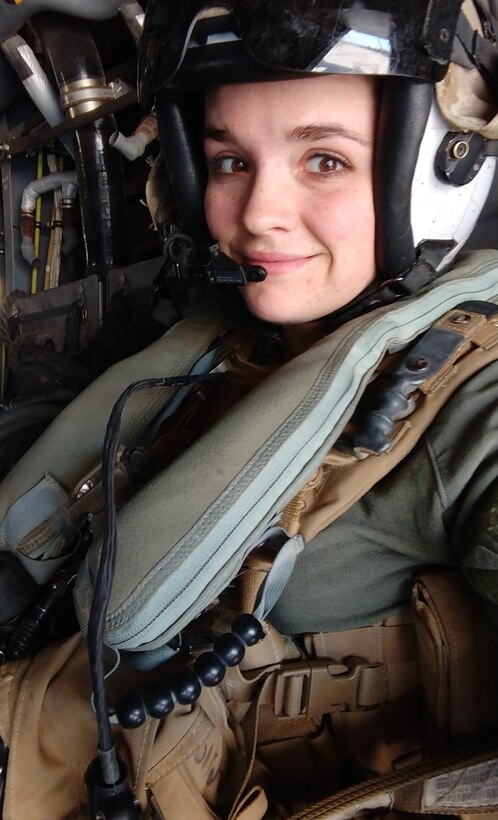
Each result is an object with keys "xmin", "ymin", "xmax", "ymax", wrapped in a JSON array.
[
  {"xmin": 0, "ymin": 344, "xmax": 5, "ymax": 400},
  {"xmin": 30, "ymin": 150, "xmax": 44, "ymax": 294}
]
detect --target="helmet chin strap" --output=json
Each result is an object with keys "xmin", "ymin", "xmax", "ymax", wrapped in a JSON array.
[{"xmin": 325, "ymin": 247, "xmax": 454, "ymax": 331}]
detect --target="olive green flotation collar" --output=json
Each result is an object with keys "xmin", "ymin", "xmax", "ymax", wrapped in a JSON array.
[{"xmin": 71, "ymin": 250, "xmax": 498, "ymax": 657}]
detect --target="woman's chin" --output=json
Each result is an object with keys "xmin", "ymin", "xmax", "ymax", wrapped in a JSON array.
[
  {"xmin": 242, "ymin": 295, "xmax": 301, "ymax": 325},
  {"xmin": 241, "ymin": 288, "xmax": 322, "ymax": 326}
]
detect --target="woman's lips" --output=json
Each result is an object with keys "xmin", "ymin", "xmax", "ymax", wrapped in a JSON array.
[{"xmin": 241, "ymin": 252, "xmax": 317, "ymax": 277}]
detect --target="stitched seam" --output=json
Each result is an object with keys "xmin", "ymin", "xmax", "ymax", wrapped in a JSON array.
[
  {"xmin": 424, "ymin": 434, "xmax": 449, "ymax": 510},
  {"xmin": 134, "ymin": 718, "xmax": 153, "ymax": 790},
  {"xmin": 6, "ymin": 663, "xmax": 30, "ymax": 809},
  {"xmin": 122, "ymin": 326, "xmax": 219, "ymax": 443},
  {"xmin": 448, "ymin": 615, "xmax": 461, "ymax": 734},
  {"xmin": 0, "ymin": 663, "xmax": 20, "ymax": 739},
  {"xmin": 147, "ymin": 714, "xmax": 211, "ymax": 784},
  {"xmin": 265, "ymin": 628, "xmax": 281, "ymax": 664}
]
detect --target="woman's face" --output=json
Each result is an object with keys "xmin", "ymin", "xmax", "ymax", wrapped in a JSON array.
[{"xmin": 204, "ymin": 75, "xmax": 377, "ymax": 325}]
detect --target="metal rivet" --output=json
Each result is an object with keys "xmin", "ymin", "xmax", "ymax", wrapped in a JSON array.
[
  {"xmin": 452, "ymin": 140, "xmax": 469, "ymax": 160},
  {"xmin": 406, "ymin": 357, "xmax": 429, "ymax": 372},
  {"xmin": 450, "ymin": 312, "xmax": 471, "ymax": 324},
  {"xmin": 440, "ymin": 28, "xmax": 450, "ymax": 42}
]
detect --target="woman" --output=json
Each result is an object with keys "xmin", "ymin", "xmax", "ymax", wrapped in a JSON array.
[
  {"xmin": 2, "ymin": 1, "xmax": 498, "ymax": 817},
  {"xmin": 82, "ymin": 0, "xmax": 498, "ymax": 808},
  {"xmin": 130, "ymin": 0, "xmax": 498, "ymax": 640}
]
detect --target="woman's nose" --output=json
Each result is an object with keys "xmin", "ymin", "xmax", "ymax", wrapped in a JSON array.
[{"xmin": 240, "ymin": 167, "xmax": 298, "ymax": 236}]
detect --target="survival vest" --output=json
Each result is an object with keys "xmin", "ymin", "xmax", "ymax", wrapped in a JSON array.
[{"xmin": 0, "ymin": 249, "xmax": 498, "ymax": 817}]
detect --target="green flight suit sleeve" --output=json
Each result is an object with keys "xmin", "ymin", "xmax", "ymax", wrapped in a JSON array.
[
  {"xmin": 422, "ymin": 359, "xmax": 498, "ymax": 629},
  {"xmin": 460, "ymin": 478, "xmax": 498, "ymax": 627},
  {"xmin": 270, "ymin": 358, "xmax": 498, "ymax": 636}
]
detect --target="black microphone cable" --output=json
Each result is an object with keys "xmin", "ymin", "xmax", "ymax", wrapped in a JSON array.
[{"xmin": 85, "ymin": 371, "xmax": 227, "ymax": 815}]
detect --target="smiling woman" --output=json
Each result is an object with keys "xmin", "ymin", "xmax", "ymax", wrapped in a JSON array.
[
  {"xmin": 130, "ymin": 0, "xmax": 498, "ymax": 805},
  {"xmin": 4, "ymin": 1, "xmax": 498, "ymax": 817},
  {"xmin": 204, "ymin": 75, "xmax": 377, "ymax": 324}
]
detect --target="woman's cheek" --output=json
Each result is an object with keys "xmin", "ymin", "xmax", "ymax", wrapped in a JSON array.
[{"xmin": 205, "ymin": 193, "xmax": 235, "ymax": 256}]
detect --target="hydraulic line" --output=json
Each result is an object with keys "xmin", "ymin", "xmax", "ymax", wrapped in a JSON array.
[
  {"xmin": 0, "ymin": 346, "xmax": 5, "ymax": 401},
  {"xmin": 35, "ymin": 14, "xmax": 129, "ymax": 290},
  {"xmin": 21, "ymin": 169, "xmax": 78, "ymax": 270},
  {"xmin": 20, "ymin": 169, "xmax": 78, "ymax": 269},
  {"xmin": 44, "ymin": 154, "xmax": 64, "ymax": 290},
  {"xmin": 30, "ymin": 151, "xmax": 44, "ymax": 294}
]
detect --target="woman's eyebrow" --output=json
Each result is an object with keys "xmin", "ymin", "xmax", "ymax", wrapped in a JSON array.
[
  {"xmin": 204, "ymin": 123, "xmax": 372, "ymax": 146},
  {"xmin": 289, "ymin": 123, "xmax": 372, "ymax": 147},
  {"xmin": 204, "ymin": 126, "xmax": 231, "ymax": 141}
]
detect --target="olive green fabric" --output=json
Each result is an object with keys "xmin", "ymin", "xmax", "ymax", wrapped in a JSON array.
[
  {"xmin": 0, "ymin": 303, "xmax": 230, "ymax": 531},
  {"xmin": 270, "ymin": 358, "xmax": 498, "ymax": 635},
  {"xmin": 74, "ymin": 249, "xmax": 498, "ymax": 654}
]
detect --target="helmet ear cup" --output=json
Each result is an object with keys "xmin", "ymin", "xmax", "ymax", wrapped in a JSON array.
[
  {"xmin": 373, "ymin": 78, "xmax": 432, "ymax": 282},
  {"xmin": 410, "ymin": 98, "xmax": 497, "ymax": 273},
  {"xmin": 155, "ymin": 90, "xmax": 213, "ymax": 246}
]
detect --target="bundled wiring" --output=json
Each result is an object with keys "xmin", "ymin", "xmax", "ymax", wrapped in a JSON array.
[{"xmin": 30, "ymin": 151, "xmax": 44, "ymax": 295}]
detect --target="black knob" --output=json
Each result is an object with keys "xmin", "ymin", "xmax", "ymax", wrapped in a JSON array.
[
  {"xmin": 172, "ymin": 669, "xmax": 202, "ymax": 705},
  {"xmin": 194, "ymin": 651, "xmax": 226, "ymax": 687},
  {"xmin": 213, "ymin": 632, "xmax": 245, "ymax": 667},
  {"xmin": 144, "ymin": 685, "xmax": 175, "ymax": 719},
  {"xmin": 116, "ymin": 693, "xmax": 148, "ymax": 729},
  {"xmin": 232, "ymin": 614, "xmax": 264, "ymax": 646}
]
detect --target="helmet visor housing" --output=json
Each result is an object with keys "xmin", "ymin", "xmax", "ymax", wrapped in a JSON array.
[{"xmin": 139, "ymin": 0, "xmax": 461, "ymax": 103}]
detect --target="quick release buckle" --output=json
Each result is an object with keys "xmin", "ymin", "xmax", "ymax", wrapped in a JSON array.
[{"xmin": 272, "ymin": 657, "xmax": 387, "ymax": 719}]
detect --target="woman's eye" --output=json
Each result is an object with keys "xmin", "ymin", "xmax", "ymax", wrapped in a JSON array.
[
  {"xmin": 210, "ymin": 156, "xmax": 248, "ymax": 174},
  {"xmin": 305, "ymin": 153, "xmax": 348, "ymax": 175}
]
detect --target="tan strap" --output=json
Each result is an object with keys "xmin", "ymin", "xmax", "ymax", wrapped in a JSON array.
[
  {"xmin": 280, "ymin": 305, "xmax": 498, "ymax": 541},
  {"xmin": 289, "ymin": 741, "xmax": 498, "ymax": 819},
  {"xmin": 230, "ymin": 787, "xmax": 268, "ymax": 820}
]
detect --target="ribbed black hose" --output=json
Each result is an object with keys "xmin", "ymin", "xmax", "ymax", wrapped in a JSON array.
[{"xmin": 34, "ymin": 13, "xmax": 129, "ymax": 281}]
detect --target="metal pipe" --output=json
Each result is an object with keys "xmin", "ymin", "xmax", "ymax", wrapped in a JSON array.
[
  {"xmin": 35, "ymin": 14, "xmax": 129, "ymax": 281},
  {"xmin": 0, "ymin": 35, "xmax": 74, "ymax": 156},
  {"xmin": 21, "ymin": 170, "xmax": 78, "ymax": 213},
  {"xmin": 0, "ymin": 0, "xmax": 123, "ymax": 42},
  {"xmin": 20, "ymin": 171, "xmax": 78, "ymax": 266},
  {"xmin": 5, "ymin": 90, "xmax": 137, "ymax": 158}
]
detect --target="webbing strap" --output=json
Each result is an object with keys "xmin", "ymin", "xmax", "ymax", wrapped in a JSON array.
[
  {"xmin": 252, "ymin": 530, "xmax": 304, "ymax": 622},
  {"xmin": 289, "ymin": 741, "xmax": 498, "ymax": 819},
  {"xmin": 280, "ymin": 303, "xmax": 498, "ymax": 541}
]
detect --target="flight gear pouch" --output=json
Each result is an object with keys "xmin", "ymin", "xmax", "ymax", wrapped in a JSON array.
[
  {"xmin": 0, "ymin": 634, "xmax": 267, "ymax": 820},
  {"xmin": 0, "ymin": 578, "xmax": 498, "ymax": 820},
  {"xmin": 412, "ymin": 571, "xmax": 498, "ymax": 753}
]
